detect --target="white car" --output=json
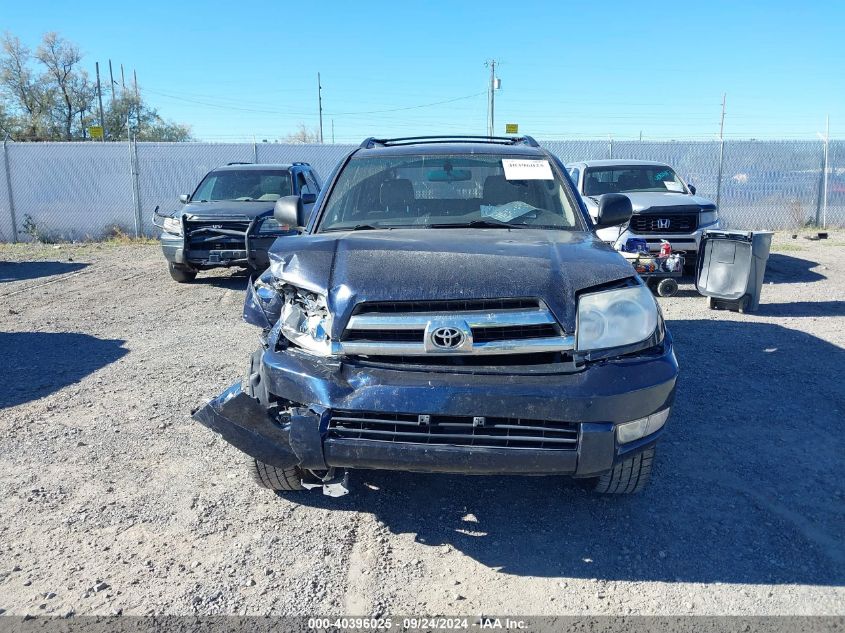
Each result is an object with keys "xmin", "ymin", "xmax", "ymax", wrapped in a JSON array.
[{"xmin": 566, "ymin": 159, "xmax": 720, "ymax": 262}]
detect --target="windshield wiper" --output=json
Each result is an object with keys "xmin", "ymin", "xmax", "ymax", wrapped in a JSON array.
[{"xmin": 428, "ymin": 218, "xmax": 529, "ymax": 229}]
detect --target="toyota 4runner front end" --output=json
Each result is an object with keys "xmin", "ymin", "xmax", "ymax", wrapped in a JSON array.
[{"xmin": 193, "ymin": 136, "xmax": 679, "ymax": 496}]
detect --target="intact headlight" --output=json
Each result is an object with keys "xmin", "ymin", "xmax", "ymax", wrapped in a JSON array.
[
  {"xmin": 279, "ymin": 286, "xmax": 336, "ymax": 357},
  {"xmin": 257, "ymin": 217, "xmax": 290, "ymax": 235},
  {"xmin": 700, "ymin": 210, "xmax": 719, "ymax": 226},
  {"xmin": 576, "ymin": 285, "xmax": 658, "ymax": 352},
  {"xmin": 162, "ymin": 216, "xmax": 182, "ymax": 235}
]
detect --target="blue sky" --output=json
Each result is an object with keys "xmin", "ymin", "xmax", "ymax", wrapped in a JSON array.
[{"xmin": 3, "ymin": 0, "xmax": 842, "ymax": 142}]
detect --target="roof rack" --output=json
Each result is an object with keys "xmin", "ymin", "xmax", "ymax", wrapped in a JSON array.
[
  {"xmin": 292, "ymin": 161, "xmax": 311, "ymax": 166},
  {"xmin": 226, "ymin": 161, "xmax": 252, "ymax": 165},
  {"xmin": 359, "ymin": 135, "xmax": 539, "ymax": 149}
]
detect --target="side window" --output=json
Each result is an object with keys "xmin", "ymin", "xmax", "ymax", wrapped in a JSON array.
[
  {"xmin": 568, "ymin": 168, "xmax": 580, "ymax": 190},
  {"xmin": 296, "ymin": 171, "xmax": 314, "ymax": 196},
  {"xmin": 305, "ymin": 170, "xmax": 320, "ymax": 193}
]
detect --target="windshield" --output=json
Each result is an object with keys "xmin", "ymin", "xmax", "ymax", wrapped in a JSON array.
[
  {"xmin": 583, "ymin": 165, "xmax": 686, "ymax": 196},
  {"xmin": 192, "ymin": 169, "xmax": 293, "ymax": 202},
  {"xmin": 317, "ymin": 153, "xmax": 579, "ymax": 231}
]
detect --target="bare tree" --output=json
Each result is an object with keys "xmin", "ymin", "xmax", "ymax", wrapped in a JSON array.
[
  {"xmin": 35, "ymin": 32, "xmax": 92, "ymax": 140},
  {"xmin": 285, "ymin": 123, "xmax": 320, "ymax": 144}
]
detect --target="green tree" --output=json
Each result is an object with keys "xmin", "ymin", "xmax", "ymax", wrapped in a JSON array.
[
  {"xmin": 104, "ymin": 91, "xmax": 192, "ymax": 141},
  {"xmin": 35, "ymin": 32, "xmax": 95, "ymax": 140},
  {"xmin": 0, "ymin": 33, "xmax": 52, "ymax": 139},
  {"xmin": 0, "ymin": 31, "xmax": 192, "ymax": 142}
]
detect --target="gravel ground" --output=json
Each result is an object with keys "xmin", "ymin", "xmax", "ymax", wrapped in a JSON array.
[{"xmin": 0, "ymin": 233, "xmax": 843, "ymax": 617}]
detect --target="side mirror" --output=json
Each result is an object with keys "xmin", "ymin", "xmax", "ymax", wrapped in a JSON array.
[
  {"xmin": 595, "ymin": 193, "xmax": 632, "ymax": 228},
  {"xmin": 178, "ymin": 194, "xmax": 190, "ymax": 204},
  {"xmin": 688, "ymin": 184, "xmax": 697, "ymax": 195},
  {"xmin": 301, "ymin": 192, "xmax": 317, "ymax": 204},
  {"xmin": 274, "ymin": 195, "xmax": 309, "ymax": 229}
]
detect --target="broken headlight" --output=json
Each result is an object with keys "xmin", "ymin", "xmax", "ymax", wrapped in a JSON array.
[
  {"xmin": 576, "ymin": 284, "xmax": 658, "ymax": 352},
  {"xmin": 162, "ymin": 216, "xmax": 182, "ymax": 235},
  {"xmin": 279, "ymin": 286, "xmax": 336, "ymax": 357}
]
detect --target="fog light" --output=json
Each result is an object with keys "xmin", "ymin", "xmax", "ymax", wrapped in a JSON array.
[{"xmin": 616, "ymin": 408, "xmax": 671, "ymax": 444}]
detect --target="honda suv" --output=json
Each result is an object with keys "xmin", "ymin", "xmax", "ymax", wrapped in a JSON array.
[
  {"xmin": 566, "ymin": 159, "xmax": 719, "ymax": 261},
  {"xmin": 193, "ymin": 136, "xmax": 678, "ymax": 496},
  {"xmin": 154, "ymin": 162, "xmax": 321, "ymax": 282}
]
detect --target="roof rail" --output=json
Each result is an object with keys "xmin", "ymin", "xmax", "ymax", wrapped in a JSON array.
[
  {"xmin": 360, "ymin": 135, "xmax": 540, "ymax": 149},
  {"xmin": 226, "ymin": 161, "xmax": 252, "ymax": 165}
]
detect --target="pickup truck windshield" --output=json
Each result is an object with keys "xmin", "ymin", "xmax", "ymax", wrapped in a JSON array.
[
  {"xmin": 318, "ymin": 154, "xmax": 579, "ymax": 231},
  {"xmin": 583, "ymin": 165, "xmax": 687, "ymax": 196},
  {"xmin": 192, "ymin": 169, "xmax": 293, "ymax": 202}
]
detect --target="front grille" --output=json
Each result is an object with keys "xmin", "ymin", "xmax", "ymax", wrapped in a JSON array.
[
  {"xmin": 339, "ymin": 299, "xmax": 573, "ymax": 358},
  {"xmin": 185, "ymin": 220, "xmax": 250, "ymax": 250},
  {"xmin": 629, "ymin": 213, "xmax": 698, "ymax": 234},
  {"xmin": 343, "ymin": 323, "xmax": 559, "ymax": 344},
  {"xmin": 328, "ymin": 410, "xmax": 579, "ymax": 450},
  {"xmin": 472, "ymin": 324, "xmax": 559, "ymax": 343},
  {"xmin": 352, "ymin": 298, "xmax": 538, "ymax": 314}
]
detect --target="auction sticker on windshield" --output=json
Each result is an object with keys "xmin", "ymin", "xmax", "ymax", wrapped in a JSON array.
[{"xmin": 502, "ymin": 159, "xmax": 553, "ymax": 180}]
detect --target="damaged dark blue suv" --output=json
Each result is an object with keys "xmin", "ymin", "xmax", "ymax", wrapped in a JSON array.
[{"xmin": 193, "ymin": 136, "xmax": 678, "ymax": 496}]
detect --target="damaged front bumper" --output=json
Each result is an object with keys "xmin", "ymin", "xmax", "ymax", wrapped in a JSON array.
[{"xmin": 193, "ymin": 335, "xmax": 677, "ymax": 478}]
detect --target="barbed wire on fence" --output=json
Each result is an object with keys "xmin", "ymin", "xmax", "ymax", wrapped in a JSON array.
[{"xmin": 0, "ymin": 139, "xmax": 841, "ymax": 243}]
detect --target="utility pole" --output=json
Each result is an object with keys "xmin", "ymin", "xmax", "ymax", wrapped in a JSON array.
[
  {"xmin": 485, "ymin": 60, "xmax": 499, "ymax": 136},
  {"xmin": 120, "ymin": 64, "xmax": 126, "ymax": 90},
  {"xmin": 715, "ymin": 93, "xmax": 727, "ymax": 209},
  {"xmin": 317, "ymin": 73, "xmax": 324, "ymax": 144},
  {"xmin": 134, "ymin": 69, "xmax": 142, "ymax": 133},
  {"xmin": 95, "ymin": 62, "xmax": 106, "ymax": 141},
  {"xmin": 331, "ymin": 119, "xmax": 335, "ymax": 144},
  {"xmin": 823, "ymin": 115, "xmax": 830, "ymax": 228},
  {"xmin": 108, "ymin": 60, "xmax": 116, "ymax": 102}
]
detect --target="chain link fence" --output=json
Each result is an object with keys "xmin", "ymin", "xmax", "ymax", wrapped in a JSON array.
[{"xmin": 0, "ymin": 138, "xmax": 841, "ymax": 242}]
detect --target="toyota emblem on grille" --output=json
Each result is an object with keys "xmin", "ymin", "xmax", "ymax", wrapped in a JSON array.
[
  {"xmin": 656, "ymin": 218, "xmax": 671, "ymax": 229},
  {"xmin": 431, "ymin": 326, "xmax": 465, "ymax": 349}
]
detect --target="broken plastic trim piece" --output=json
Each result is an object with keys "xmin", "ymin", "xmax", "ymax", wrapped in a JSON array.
[{"xmin": 301, "ymin": 467, "xmax": 349, "ymax": 497}]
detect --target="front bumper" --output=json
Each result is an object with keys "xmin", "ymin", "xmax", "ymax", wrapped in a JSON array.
[
  {"xmin": 159, "ymin": 231, "xmax": 279, "ymax": 270},
  {"xmin": 598, "ymin": 221, "xmax": 720, "ymax": 255},
  {"xmin": 193, "ymin": 335, "xmax": 678, "ymax": 477}
]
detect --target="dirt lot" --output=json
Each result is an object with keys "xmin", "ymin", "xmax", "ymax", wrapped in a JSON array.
[{"xmin": 0, "ymin": 234, "xmax": 843, "ymax": 617}]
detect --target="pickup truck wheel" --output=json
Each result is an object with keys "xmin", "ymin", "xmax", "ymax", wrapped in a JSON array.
[
  {"xmin": 168, "ymin": 262, "xmax": 197, "ymax": 283},
  {"xmin": 590, "ymin": 446, "xmax": 655, "ymax": 494},
  {"xmin": 249, "ymin": 460, "xmax": 306, "ymax": 492}
]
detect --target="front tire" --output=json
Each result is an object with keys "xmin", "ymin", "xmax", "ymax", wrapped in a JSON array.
[
  {"xmin": 249, "ymin": 460, "xmax": 306, "ymax": 492},
  {"xmin": 168, "ymin": 262, "xmax": 197, "ymax": 283},
  {"xmin": 590, "ymin": 446, "xmax": 655, "ymax": 494}
]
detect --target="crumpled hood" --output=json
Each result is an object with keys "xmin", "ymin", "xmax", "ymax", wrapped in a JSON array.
[
  {"xmin": 177, "ymin": 200, "xmax": 275, "ymax": 220},
  {"xmin": 267, "ymin": 228, "xmax": 636, "ymax": 335}
]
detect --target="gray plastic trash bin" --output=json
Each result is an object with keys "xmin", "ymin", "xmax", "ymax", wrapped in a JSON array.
[{"xmin": 696, "ymin": 230, "xmax": 773, "ymax": 313}]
